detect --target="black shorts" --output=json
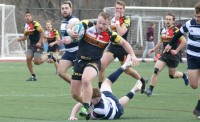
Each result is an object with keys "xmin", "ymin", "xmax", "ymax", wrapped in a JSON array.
[
  {"xmin": 72, "ymin": 58, "xmax": 101, "ymax": 80},
  {"xmin": 107, "ymin": 44, "xmax": 128, "ymax": 61},
  {"xmin": 47, "ymin": 44, "xmax": 59, "ymax": 52},
  {"xmin": 28, "ymin": 44, "xmax": 44, "ymax": 53},
  {"xmin": 187, "ymin": 54, "xmax": 200, "ymax": 69},
  {"xmin": 159, "ymin": 52, "xmax": 179, "ymax": 68}
]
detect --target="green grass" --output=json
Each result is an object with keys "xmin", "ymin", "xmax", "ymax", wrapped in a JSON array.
[{"xmin": 0, "ymin": 61, "xmax": 199, "ymax": 122}]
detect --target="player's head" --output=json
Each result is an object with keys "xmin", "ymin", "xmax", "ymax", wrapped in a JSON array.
[
  {"xmin": 194, "ymin": 2, "xmax": 200, "ymax": 24},
  {"xmin": 91, "ymin": 88, "xmax": 101, "ymax": 105},
  {"xmin": 115, "ymin": 0, "xmax": 126, "ymax": 16},
  {"xmin": 24, "ymin": 11, "xmax": 33, "ymax": 23},
  {"xmin": 96, "ymin": 12, "xmax": 111, "ymax": 33},
  {"xmin": 45, "ymin": 20, "xmax": 52, "ymax": 30},
  {"xmin": 61, "ymin": 1, "xmax": 72, "ymax": 18},
  {"xmin": 164, "ymin": 12, "xmax": 175, "ymax": 28}
]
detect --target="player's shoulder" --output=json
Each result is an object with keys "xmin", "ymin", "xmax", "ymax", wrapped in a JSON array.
[{"xmin": 33, "ymin": 21, "xmax": 41, "ymax": 26}]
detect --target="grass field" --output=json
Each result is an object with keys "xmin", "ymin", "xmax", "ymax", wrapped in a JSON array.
[{"xmin": 0, "ymin": 61, "xmax": 199, "ymax": 122}]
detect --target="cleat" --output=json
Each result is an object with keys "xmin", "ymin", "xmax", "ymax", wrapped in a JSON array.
[
  {"xmin": 193, "ymin": 109, "xmax": 200, "ymax": 120},
  {"xmin": 48, "ymin": 52, "xmax": 57, "ymax": 62},
  {"xmin": 183, "ymin": 73, "xmax": 189, "ymax": 86},
  {"xmin": 26, "ymin": 76, "xmax": 37, "ymax": 81},
  {"xmin": 141, "ymin": 79, "xmax": 148, "ymax": 94},
  {"xmin": 145, "ymin": 88, "xmax": 152, "ymax": 96},
  {"xmin": 133, "ymin": 80, "xmax": 142, "ymax": 92},
  {"xmin": 79, "ymin": 106, "xmax": 90, "ymax": 120}
]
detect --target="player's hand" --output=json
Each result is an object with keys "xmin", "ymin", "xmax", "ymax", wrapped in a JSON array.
[
  {"xmin": 67, "ymin": 29, "xmax": 79, "ymax": 39},
  {"xmin": 115, "ymin": 12, "xmax": 120, "ymax": 20},
  {"xmin": 170, "ymin": 49, "xmax": 178, "ymax": 55},
  {"xmin": 49, "ymin": 42, "xmax": 54, "ymax": 47},
  {"xmin": 56, "ymin": 40, "xmax": 64, "ymax": 46},
  {"xmin": 68, "ymin": 116, "xmax": 78, "ymax": 120},
  {"xmin": 149, "ymin": 49, "xmax": 155, "ymax": 54},
  {"xmin": 131, "ymin": 55, "xmax": 139, "ymax": 66},
  {"xmin": 163, "ymin": 44, "xmax": 172, "ymax": 53},
  {"xmin": 36, "ymin": 42, "xmax": 42, "ymax": 48}
]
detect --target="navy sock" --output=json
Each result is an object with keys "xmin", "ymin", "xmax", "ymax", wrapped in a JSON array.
[
  {"xmin": 98, "ymin": 82, "xmax": 102, "ymax": 88},
  {"xmin": 83, "ymin": 103, "xmax": 89, "ymax": 110},
  {"xmin": 107, "ymin": 67, "xmax": 124, "ymax": 83},
  {"xmin": 149, "ymin": 85, "xmax": 154, "ymax": 92},
  {"xmin": 195, "ymin": 100, "xmax": 200, "ymax": 110},
  {"xmin": 32, "ymin": 74, "xmax": 36, "ymax": 77},
  {"xmin": 126, "ymin": 92, "xmax": 134, "ymax": 99}
]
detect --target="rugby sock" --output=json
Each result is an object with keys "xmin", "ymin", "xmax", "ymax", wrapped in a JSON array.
[
  {"xmin": 98, "ymin": 82, "xmax": 102, "ymax": 88},
  {"xmin": 32, "ymin": 74, "xmax": 36, "ymax": 78},
  {"xmin": 149, "ymin": 85, "xmax": 154, "ymax": 92},
  {"xmin": 140, "ymin": 77, "xmax": 146, "ymax": 93},
  {"xmin": 126, "ymin": 92, "xmax": 134, "ymax": 99},
  {"xmin": 83, "ymin": 103, "xmax": 90, "ymax": 110},
  {"xmin": 182, "ymin": 73, "xmax": 186, "ymax": 78},
  {"xmin": 195, "ymin": 100, "xmax": 200, "ymax": 110},
  {"xmin": 107, "ymin": 67, "xmax": 124, "ymax": 83},
  {"xmin": 47, "ymin": 54, "xmax": 57, "ymax": 62}
]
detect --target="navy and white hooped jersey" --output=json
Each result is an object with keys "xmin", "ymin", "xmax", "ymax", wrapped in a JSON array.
[
  {"xmin": 60, "ymin": 15, "xmax": 79, "ymax": 52},
  {"xmin": 90, "ymin": 93, "xmax": 122, "ymax": 120},
  {"xmin": 180, "ymin": 19, "xmax": 200, "ymax": 57}
]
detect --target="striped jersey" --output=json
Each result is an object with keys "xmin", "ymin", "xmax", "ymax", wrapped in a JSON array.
[{"xmin": 180, "ymin": 19, "xmax": 200, "ymax": 57}]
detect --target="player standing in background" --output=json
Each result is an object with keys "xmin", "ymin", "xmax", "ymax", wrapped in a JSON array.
[
  {"xmin": 57, "ymin": 0, "xmax": 79, "ymax": 84},
  {"xmin": 141, "ymin": 22, "xmax": 156, "ymax": 62},
  {"xmin": 17, "ymin": 11, "xmax": 45, "ymax": 81},
  {"xmin": 44, "ymin": 20, "xmax": 60, "ymax": 73},
  {"xmin": 67, "ymin": 12, "xmax": 138, "ymax": 120},
  {"xmin": 99, "ymin": 0, "xmax": 146, "ymax": 93},
  {"xmin": 145, "ymin": 12, "xmax": 188, "ymax": 96},
  {"xmin": 164, "ymin": 2, "xmax": 200, "ymax": 119}
]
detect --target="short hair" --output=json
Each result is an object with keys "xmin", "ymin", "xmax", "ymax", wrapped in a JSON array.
[
  {"xmin": 92, "ymin": 88, "xmax": 101, "ymax": 98},
  {"xmin": 61, "ymin": 0, "xmax": 72, "ymax": 8},
  {"xmin": 165, "ymin": 12, "xmax": 175, "ymax": 21},
  {"xmin": 98, "ymin": 12, "xmax": 111, "ymax": 21},
  {"xmin": 195, "ymin": 2, "xmax": 200, "ymax": 14},
  {"xmin": 115, "ymin": 0, "xmax": 126, "ymax": 9},
  {"xmin": 25, "ymin": 11, "xmax": 31, "ymax": 15},
  {"xmin": 46, "ymin": 20, "xmax": 52, "ymax": 24}
]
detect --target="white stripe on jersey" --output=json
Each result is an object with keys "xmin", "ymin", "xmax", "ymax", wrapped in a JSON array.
[
  {"xmin": 180, "ymin": 19, "xmax": 200, "ymax": 57},
  {"xmin": 91, "ymin": 93, "xmax": 118, "ymax": 120}
]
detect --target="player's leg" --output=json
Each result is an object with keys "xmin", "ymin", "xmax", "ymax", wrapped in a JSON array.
[
  {"xmin": 98, "ymin": 51, "xmax": 115, "ymax": 88},
  {"xmin": 168, "ymin": 67, "xmax": 188, "ymax": 86},
  {"xmin": 57, "ymin": 51, "xmax": 75, "ymax": 84},
  {"xmin": 101, "ymin": 54, "xmax": 133, "ymax": 92},
  {"xmin": 25, "ymin": 48, "xmax": 37, "ymax": 81},
  {"xmin": 120, "ymin": 55, "xmax": 146, "ymax": 94},
  {"xmin": 145, "ymin": 60, "xmax": 166, "ymax": 96},
  {"xmin": 119, "ymin": 80, "xmax": 142, "ymax": 107}
]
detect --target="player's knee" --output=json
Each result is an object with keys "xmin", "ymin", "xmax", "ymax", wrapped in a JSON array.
[
  {"xmin": 34, "ymin": 61, "xmax": 41, "ymax": 65},
  {"xmin": 190, "ymin": 83, "xmax": 198, "ymax": 89},
  {"xmin": 154, "ymin": 68, "xmax": 159, "ymax": 74},
  {"xmin": 169, "ymin": 75, "xmax": 174, "ymax": 79}
]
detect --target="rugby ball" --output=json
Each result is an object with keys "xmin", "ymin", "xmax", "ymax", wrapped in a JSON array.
[{"xmin": 71, "ymin": 23, "xmax": 85, "ymax": 42}]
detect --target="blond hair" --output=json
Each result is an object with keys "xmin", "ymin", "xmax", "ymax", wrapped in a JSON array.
[
  {"xmin": 98, "ymin": 12, "xmax": 111, "ymax": 21},
  {"xmin": 115, "ymin": 0, "xmax": 126, "ymax": 9}
]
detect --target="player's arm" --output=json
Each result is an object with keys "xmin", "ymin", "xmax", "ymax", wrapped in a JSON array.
[
  {"xmin": 66, "ymin": 18, "xmax": 80, "ymax": 39},
  {"xmin": 163, "ymin": 30, "xmax": 184, "ymax": 53},
  {"xmin": 68, "ymin": 102, "xmax": 82, "ymax": 120},
  {"xmin": 17, "ymin": 36, "xmax": 28, "ymax": 42},
  {"xmin": 149, "ymin": 39, "xmax": 162, "ymax": 53},
  {"xmin": 170, "ymin": 36, "xmax": 187, "ymax": 55},
  {"xmin": 115, "ymin": 17, "xmax": 129, "ymax": 36}
]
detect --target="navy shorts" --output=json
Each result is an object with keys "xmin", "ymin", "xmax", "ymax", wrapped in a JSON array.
[
  {"xmin": 102, "ymin": 91, "xmax": 124, "ymax": 119},
  {"xmin": 61, "ymin": 51, "xmax": 77, "ymax": 62},
  {"xmin": 187, "ymin": 54, "xmax": 200, "ymax": 69}
]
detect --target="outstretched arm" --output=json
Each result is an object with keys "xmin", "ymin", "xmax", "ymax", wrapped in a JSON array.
[
  {"xmin": 163, "ymin": 31, "xmax": 184, "ymax": 53},
  {"xmin": 68, "ymin": 102, "xmax": 82, "ymax": 120}
]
